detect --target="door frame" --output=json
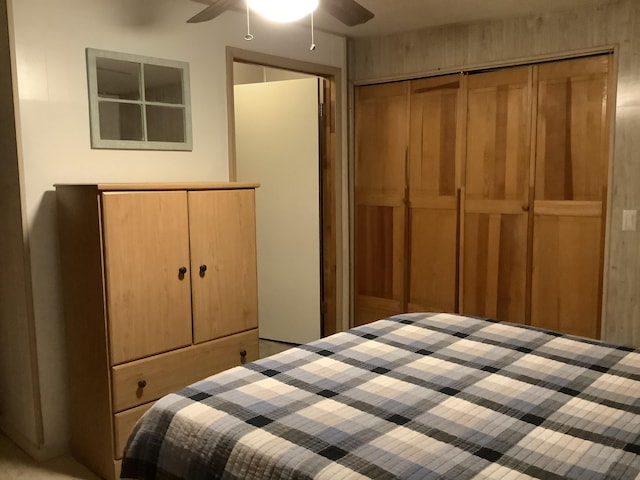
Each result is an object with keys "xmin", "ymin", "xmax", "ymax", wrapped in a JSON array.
[{"xmin": 226, "ymin": 47, "xmax": 344, "ymax": 337}]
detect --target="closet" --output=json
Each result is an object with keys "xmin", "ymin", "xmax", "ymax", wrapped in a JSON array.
[
  {"xmin": 56, "ymin": 183, "xmax": 259, "ymax": 480},
  {"xmin": 354, "ymin": 54, "xmax": 612, "ymax": 338}
]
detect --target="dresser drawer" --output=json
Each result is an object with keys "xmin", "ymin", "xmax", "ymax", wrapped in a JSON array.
[
  {"xmin": 114, "ymin": 402, "xmax": 154, "ymax": 458},
  {"xmin": 112, "ymin": 329, "xmax": 258, "ymax": 412}
]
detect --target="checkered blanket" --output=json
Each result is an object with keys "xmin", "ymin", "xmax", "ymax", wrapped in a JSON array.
[{"xmin": 121, "ymin": 313, "xmax": 640, "ymax": 479}]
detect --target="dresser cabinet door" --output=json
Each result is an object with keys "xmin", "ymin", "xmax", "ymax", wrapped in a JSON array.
[
  {"xmin": 102, "ymin": 191, "xmax": 193, "ymax": 365},
  {"xmin": 188, "ymin": 189, "xmax": 259, "ymax": 343}
]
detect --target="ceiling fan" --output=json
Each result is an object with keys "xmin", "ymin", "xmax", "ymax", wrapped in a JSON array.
[{"xmin": 187, "ymin": 0, "xmax": 375, "ymax": 27}]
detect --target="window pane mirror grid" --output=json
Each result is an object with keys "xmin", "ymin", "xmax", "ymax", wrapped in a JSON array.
[
  {"xmin": 144, "ymin": 64, "xmax": 184, "ymax": 104},
  {"xmin": 87, "ymin": 48, "xmax": 192, "ymax": 150},
  {"xmin": 146, "ymin": 105, "xmax": 186, "ymax": 143},
  {"xmin": 98, "ymin": 102, "xmax": 143, "ymax": 141},
  {"xmin": 96, "ymin": 58, "xmax": 141, "ymax": 100}
]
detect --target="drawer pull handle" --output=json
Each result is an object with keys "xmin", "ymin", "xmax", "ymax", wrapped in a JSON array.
[
  {"xmin": 178, "ymin": 266, "xmax": 187, "ymax": 280},
  {"xmin": 138, "ymin": 380, "xmax": 147, "ymax": 389},
  {"xmin": 199, "ymin": 264, "xmax": 207, "ymax": 277},
  {"xmin": 240, "ymin": 350, "xmax": 247, "ymax": 364}
]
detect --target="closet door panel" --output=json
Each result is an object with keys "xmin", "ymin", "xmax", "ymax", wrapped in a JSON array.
[
  {"xmin": 535, "ymin": 56, "xmax": 610, "ymax": 201},
  {"xmin": 409, "ymin": 76, "xmax": 459, "ymax": 197},
  {"xmin": 463, "ymin": 67, "xmax": 531, "ymax": 323},
  {"xmin": 531, "ymin": 55, "xmax": 610, "ymax": 338},
  {"xmin": 408, "ymin": 75, "xmax": 460, "ymax": 313},
  {"xmin": 409, "ymin": 205, "xmax": 457, "ymax": 312},
  {"xmin": 189, "ymin": 189, "xmax": 259, "ymax": 343},
  {"xmin": 465, "ymin": 68, "xmax": 530, "ymax": 203},
  {"xmin": 355, "ymin": 83, "xmax": 409, "ymax": 325},
  {"xmin": 531, "ymin": 214, "xmax": 602, "ymax": 338},
  {"xmin": 356, "ymin": 83, "xmax": 408, "ymax": 194},
  {"xmin": 463, "ymin": 211, "xmax": 527, "ymax": 323},
  {"xmin": 355, "ymin": 204, "xmax": 405, "ymax": 325},
  {"xmin": 102, "ymin": 191, "xmax": 193, "ymax": 365}
]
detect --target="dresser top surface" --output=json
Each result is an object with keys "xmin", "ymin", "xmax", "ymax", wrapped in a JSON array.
[{"xmin": 55, "ymin": 182, "xmax": 259, "ymax": 191}]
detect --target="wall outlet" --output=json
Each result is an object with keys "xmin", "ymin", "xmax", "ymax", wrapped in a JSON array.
[{"xmin": 622, "ymin": 209, "xmax": 637, "ymax": 231}]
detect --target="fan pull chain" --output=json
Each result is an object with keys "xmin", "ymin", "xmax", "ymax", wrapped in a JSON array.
[
  {"xmin": 244, "ymin": 1, "xmax": 254, "ymax": 41},
  {"xmin": 310, "ymin": 11, "xmax": 316, "ymax": 50}
]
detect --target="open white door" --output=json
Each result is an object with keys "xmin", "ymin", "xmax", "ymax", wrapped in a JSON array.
[{"xmin": 234, "ymin": 78, "xmax": 321, "ymax": 344}]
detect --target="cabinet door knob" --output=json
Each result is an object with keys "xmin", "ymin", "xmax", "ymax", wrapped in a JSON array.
[
  {"xmin": 138, "ymin": 379, "xmax": 147, "ymax": 389},
  {"xmin": 178, "ymin": 266, "xmax": 187, "ymax": 279},
  {"xmin": 199, "ymin": 264, "xmax": 207, "ymax": 277},
  {"xmin": 240, "ymin": 350, "xmax": 247, "ymax": 364}
]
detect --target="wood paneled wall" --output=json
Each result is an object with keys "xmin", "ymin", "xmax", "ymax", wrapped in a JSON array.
[{"xmin": 349, "ymin": 0, "xmax": 640, "ymax": 347}]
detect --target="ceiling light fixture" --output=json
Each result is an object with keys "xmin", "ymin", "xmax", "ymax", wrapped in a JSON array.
[{"xmin": 246, "ymin": 0, "xmax": 319, "ymax": 23}]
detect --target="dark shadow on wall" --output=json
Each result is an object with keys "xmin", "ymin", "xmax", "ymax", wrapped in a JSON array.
[{"xmin": 27, "ymin": 189, "xmax": 70, "ymax": 447}]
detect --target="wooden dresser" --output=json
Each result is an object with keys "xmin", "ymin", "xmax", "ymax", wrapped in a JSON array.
[{"xmin": 55, "ymin": 183, "xmax": 260, "ymax": 480}]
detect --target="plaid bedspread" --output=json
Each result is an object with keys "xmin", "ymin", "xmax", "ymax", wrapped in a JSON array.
[{"xmin": 121, "ymin": 313, "xmax": 640, "ymax": 479}]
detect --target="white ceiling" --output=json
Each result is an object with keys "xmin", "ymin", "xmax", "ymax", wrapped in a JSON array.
[{"xmin": 311, "ymin": 0, "xmax": 619, "ymax": 38}]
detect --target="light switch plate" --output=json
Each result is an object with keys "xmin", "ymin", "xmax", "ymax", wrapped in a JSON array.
[{"xmin": 622, "ymin": 209, "xmax": 637, "ymax": 231}]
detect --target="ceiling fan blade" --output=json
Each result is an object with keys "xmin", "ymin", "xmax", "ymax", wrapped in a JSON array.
[
  {"xmin": 322, "ymin": 0, "xmax": 374, "ymax": 26},
  {"xmin": 187, "ymin": 0, "xmax": 241, "ymax": 23}
]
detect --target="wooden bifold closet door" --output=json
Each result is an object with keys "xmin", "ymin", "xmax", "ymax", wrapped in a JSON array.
[
  {"xmin": 354, "ymin": 82, "xmax": 409, "ymax": 326},
  {"xmin": 530, "ymin": 56, "xmax": 611, "ymax": 338},
  {"xmin": 462, "ymin": 66, "xmax": 532, "ymax": 324},
  {"xmin": 354, "ymin": 54, "xmax": 611, "ymax": 339},
  {"xmin": 408, "ymin": 75, "xmax": 461, "ymax": 313},
  {"xmin": 355, "ymin": 75, "xmax": 463, "ymax": 324}
]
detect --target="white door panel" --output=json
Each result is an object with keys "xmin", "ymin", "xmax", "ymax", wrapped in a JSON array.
[{"xmin": 234, "ymin": 78, "xmax": 321, "ymax": 344}]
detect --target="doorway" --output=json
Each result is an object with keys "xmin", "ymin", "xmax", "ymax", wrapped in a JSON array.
[{"xmin": 226, "ymin": 47, "xmax": 343, "ymax": 342}]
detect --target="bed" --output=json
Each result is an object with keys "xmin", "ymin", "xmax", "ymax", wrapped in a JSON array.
[{"xmin": 121, "ymin": 312, "xmax": 640, "ymax": 479}]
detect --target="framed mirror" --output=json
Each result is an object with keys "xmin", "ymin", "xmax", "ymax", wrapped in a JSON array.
[{"xmin": 87, "ymin": 48, "xmax": 192, "ymax": 150}]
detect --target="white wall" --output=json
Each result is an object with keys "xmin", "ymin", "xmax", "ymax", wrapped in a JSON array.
[{"xmin": 7, "ymin": 0, "xmax": 346, "ymax": 458}]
